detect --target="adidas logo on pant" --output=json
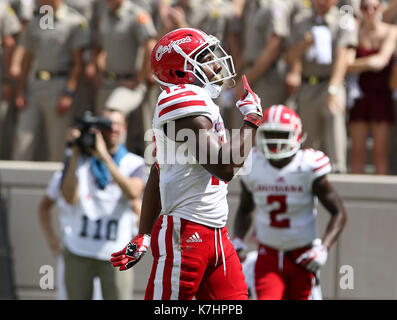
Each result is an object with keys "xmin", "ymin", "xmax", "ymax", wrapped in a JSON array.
[{"xmin": 186, "ymin": 232, "xmax": 202, "ymax": 243}]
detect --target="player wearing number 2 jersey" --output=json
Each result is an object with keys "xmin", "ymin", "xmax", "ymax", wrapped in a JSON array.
[
  {"xmin": 110, "ymin": 28, "xmax": 263, "ymax": 300},
  {"xmin": 233, "ymin": 105, "xmax": 347, "ymax": 300}
]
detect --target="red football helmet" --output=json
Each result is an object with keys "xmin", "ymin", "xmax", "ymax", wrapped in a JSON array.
[
  {"xmin": 151, "ymin": 28, "xmax": 235, "ymax": 88},
  {"xmin": 256, "ymin": 105, "xmax": 305, "ymax": 160}
]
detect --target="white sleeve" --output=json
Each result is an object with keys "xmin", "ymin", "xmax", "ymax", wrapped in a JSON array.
[
  {"xmin": 308, "ymin": 150, "xmax": 332, "ymax": 184},
  {"xmin": 154, "ymin": 84, "xmax": 213, "ymax": 128},
  {"xmin": 45, "ymin": 171, "xmax": 63, "ymax": 201},
  {"xmin": 121, "ymin": 154, "xmax": 147, "ymax": 183}
]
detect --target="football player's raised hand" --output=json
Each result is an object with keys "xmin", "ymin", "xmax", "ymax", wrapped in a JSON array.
[
  {"xmin": 235, "ymin": 75, "xmax": 262, "ymax": 117},
  {"xmin": 110, "ymin": 233, "xmax": 151, "ymax": 271}
]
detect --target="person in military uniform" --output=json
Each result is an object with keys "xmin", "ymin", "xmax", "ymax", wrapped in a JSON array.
[
  {"xmin": 158, "ymin": 0, "xmax": 235, "ymax": 41},
  {"xmin": 88, "ymin": 0, "xmax": 157, "ymax": 156},
  {"xmin": 234, "ymin": 0, "xmax": 310, "ymax": 111},
  {"xmin": 12, "ymin": 0, "xmax": 90, "ymax": 161},
  {"xmin": 285, "ymin": 0, "xmax": 358, "ymax": 173},
  {"xmin": 62, "ymin": 0, "xmax": 102, "ymax": 120},
  {"xmin": 8, "ymin": 0, "xmax": 35, "ymax": 29},
  {"xmin": 0, "ymin": 1, "xmax": 21, "ymax": 159}
]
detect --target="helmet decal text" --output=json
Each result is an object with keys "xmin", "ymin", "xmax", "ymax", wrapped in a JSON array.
[{"xmin": 155, "ymin": 36, "xmax": 192, "ymax": 61}]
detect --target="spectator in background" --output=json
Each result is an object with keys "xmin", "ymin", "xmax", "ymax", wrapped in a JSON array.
[
  {"xmin": 61, "ymin": 108, "xmax": 146, "ymax": 299},
  {"xmin": 8, "ymin": 0, "xmax": 35, "ymax": 29},
  {"xmin": 346, "ymin": 0, "xmax": 397, "ymax": 174},
  {"xmin": 234, "ymin": 0, "xmax": 308, "ymax": 110},
  {"xmin": 285, "ymin": 0, "xmax": 358, "ymax": 173},
  {"xmin": 382, "ymin": 0, "xmax": 397, "ymax": 23},
  {"xmin": 158, "ymin": 0, "xmax": 235, "ymax": 41},
  {"xmin": 87, "ymin": 0, "xmax": 157, "ymax": 156},
  {"xmin": 380, "ymin": 0, "xmax": 397, "ymax": 175},
  {"xmin": 12, "ymin": 0, "xmax": 90, "ymax": 162},
  {"xmin": 0, "ymin": 1, "xmax": 21, "ymax": 160},
  {"xmin": 63, "ymin": 0, "xmax": 102, "ymax": 119},
  {"xmin": 38, "ymin": 170, "xmax": 103, "ymax": 300}
]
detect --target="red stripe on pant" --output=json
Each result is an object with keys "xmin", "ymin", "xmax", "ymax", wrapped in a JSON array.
[{"xmin": 162, "ymin": 215, "xmax": 174, "ymax": 299}]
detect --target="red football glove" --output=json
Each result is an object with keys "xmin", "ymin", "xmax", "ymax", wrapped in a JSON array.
[{"xmin": 110, "ymin": 233, "xmax": 151, "ymax": 271}]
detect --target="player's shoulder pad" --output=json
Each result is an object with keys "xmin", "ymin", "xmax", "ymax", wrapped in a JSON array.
[
  {"xmin": 155, "ymin": 84, "xmax": 212, "ymax": 123},
  {"xmin": 301, "ymin": 148, "xmax": 332, "ymax": 176},
  {"xmin": 157, "ymin": 83, "xmax": 209, "ymax": 100}
]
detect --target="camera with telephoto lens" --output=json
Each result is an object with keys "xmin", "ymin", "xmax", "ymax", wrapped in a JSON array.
[{"xmin": 70, "ymin": 111, "xmax": 112, "ymax": 155}]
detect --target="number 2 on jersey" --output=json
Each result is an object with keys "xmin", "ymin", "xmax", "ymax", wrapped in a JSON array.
[{"xmin": 268, "ymin": 195, "xmax": 290, "ymax": 228}]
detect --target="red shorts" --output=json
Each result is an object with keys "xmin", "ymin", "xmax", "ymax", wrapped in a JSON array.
[
  {"xmin": 254, "ymin": 244, "xmax": 316, "ymax": 300},
  {"xmin": 145, "ymin": 215, "xmax": 248, "ymax": 300}
]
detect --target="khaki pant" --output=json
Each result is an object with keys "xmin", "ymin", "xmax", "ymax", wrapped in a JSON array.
[
  {"xmin": 63, "ymin": 247, "xmax": 134, "ymax": 300},
  {"xmin": 13, "ymin": 77, "xmax": 73, "ymax": 162},
  {"xmin": 297, "ymin": 81, "xmax": 347, "ymax": 173}
]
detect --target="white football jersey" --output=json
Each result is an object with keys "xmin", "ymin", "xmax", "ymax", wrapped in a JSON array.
[
  {"xmin": 153, "ymin": 84, "xmax": 228, "ymax": 228},
  {"xmin": 63, "ymin": 153, "xmax": 143, "ymax": 260},
  {"xmin": 239, "ymin": 147, "xmax": 332, "ymax": 251}
]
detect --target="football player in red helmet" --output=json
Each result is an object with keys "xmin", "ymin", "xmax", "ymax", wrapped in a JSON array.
[
  {"xmin": 233, "ymin": 105, "xmax": 347, "ymax": 300},
  {"xmin": 111, "ymin": 28, "xmax": 263, "ymax": 300}
]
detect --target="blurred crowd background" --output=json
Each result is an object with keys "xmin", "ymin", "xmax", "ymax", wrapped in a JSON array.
[{"xmin": 1, "ymin": 0, "xmax": 397, "ymax": 175}]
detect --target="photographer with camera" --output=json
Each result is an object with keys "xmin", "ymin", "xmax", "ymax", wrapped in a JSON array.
[{"xmin": 61, "ymin": 108, "xmax": 146, "ymax": 300}]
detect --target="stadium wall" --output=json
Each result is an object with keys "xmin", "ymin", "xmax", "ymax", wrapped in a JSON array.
[{"xmin": 0, "ymin": 161, "xmax": 396, "ymax": 300}]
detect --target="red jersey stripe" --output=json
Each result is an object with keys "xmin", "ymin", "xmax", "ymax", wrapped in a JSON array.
[
  {"xmin": 313, "ymin": 161, "xmax": 330, "ymax": 172},
  {"xmin": 315, "ymin": 154, "xmax": 327, "ymax": 162},
  {"xmin": 158, "ymin": 91, "xmax": 198, "ymax": 106},
  {"xmin": 159, "ymin": 100, "xmax": 206, "ymax": 117}
]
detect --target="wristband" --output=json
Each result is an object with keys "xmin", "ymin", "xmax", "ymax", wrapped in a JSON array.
[{"xmin": 243, "ymin": 114, "xmax": 262, "ymax": 128}]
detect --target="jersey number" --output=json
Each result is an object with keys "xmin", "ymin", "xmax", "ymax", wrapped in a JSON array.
[
  {"xmin": 268, "ymin": 195, "xmax": 290, "ymax": 228},
  {"xmin": 79, "ymin": 215, "xmax": 119, "ymax": 241},
  {"xmin": 165, "ymin": 84, "xmax": 186, "ymax": 94}
]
